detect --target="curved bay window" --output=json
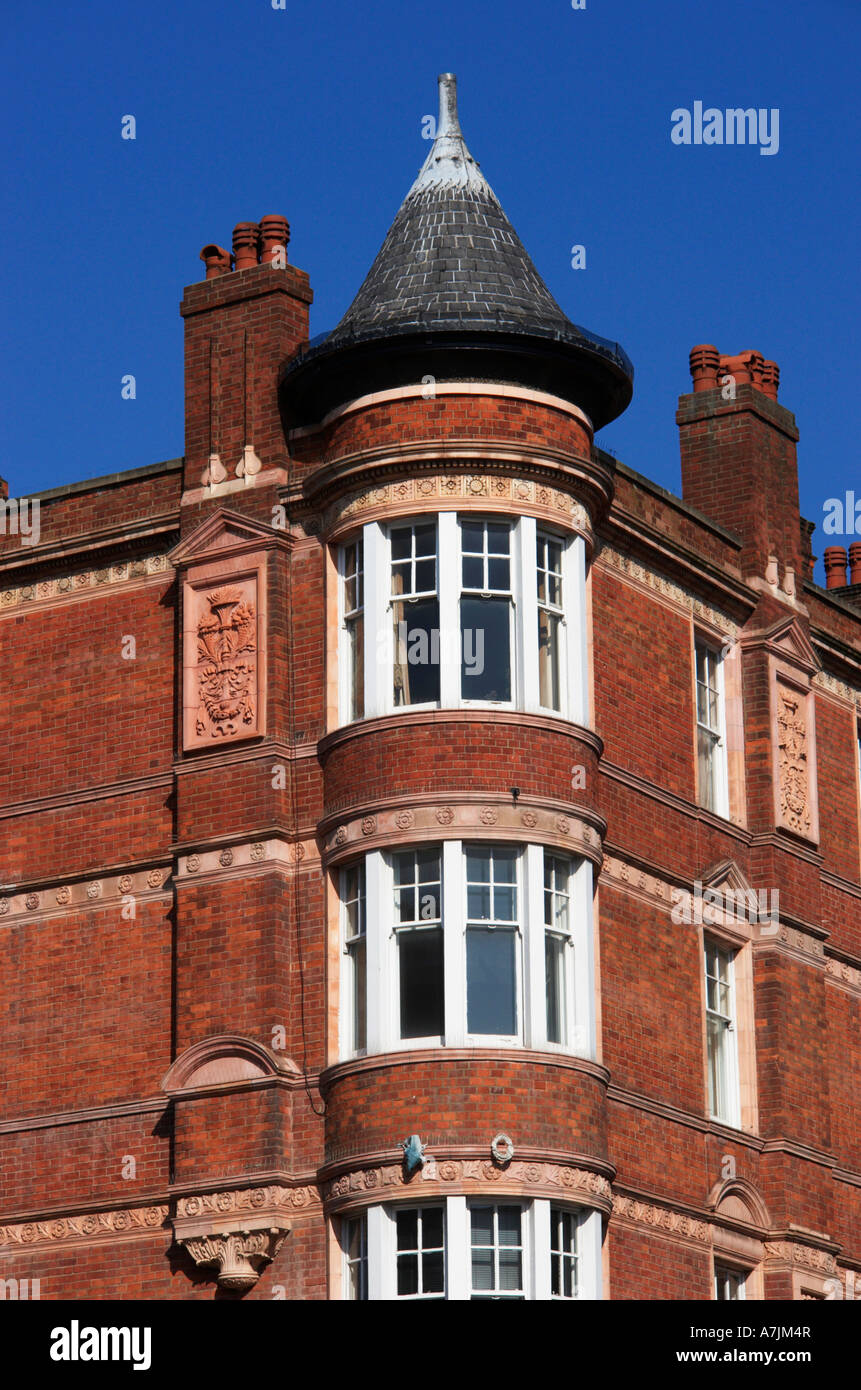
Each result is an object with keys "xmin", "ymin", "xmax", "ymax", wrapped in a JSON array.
[
  {"xmin": 339, "ymin": 1199, "xmax": 603, "ymax": 1300},
  {"xmin": 339, "ymin": 842, "xmax": 596, "ymax": 1060},
  {"xmin": 337, "ymin": 512, "xmax": 588, "ymax": 725}
]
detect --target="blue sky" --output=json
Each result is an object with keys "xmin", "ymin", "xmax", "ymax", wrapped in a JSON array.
[{"xmin": 1, "ymin": 0, "xmax": 857, "ymax": 582}]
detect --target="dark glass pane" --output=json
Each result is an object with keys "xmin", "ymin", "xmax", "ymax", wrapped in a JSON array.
[
  {"xmin": 394, "ymin": 853, "xmax": 412, "ymax": 886},
  {"xmin": 423, "ymin": 1250, "xmax": 445, "ymax": 1293},
  {"xmin": 419, "ymin": 887, "xmax": 441, "ymax": 920},
  {"xmin": 391, "ymin": 529, "xmax": 412, "ymax": 561},
  {"xmin": 467, "ymin": 929, "xmax": 517, "ymax": 1035},
  {"xmin": 393, "ymin": 597, "xmax": 440, "ymax": 705},
  {"xmin": 545, "ymin": 933, "xmax": 565, "ymax": 1044},
  {"xmin": 414, "ymin": 523, "xmax": 436, "ymax": 557},
  {"xmin": 487, "ymin": 557, "xmax": 510, "ymax": 591},
  {"xmin": 487, "ymin": 523, "xmax": 510, "ymax": 553},
  {"xmin": 417, "ymin": 849, "xmax": 441, "ymax": 882},
  {"xmin": 353, "ymin": 939, "xmax": 366, "ymax": 1050},
  {"xmin": 397, "ymin": 1254, "xmax": 419, "ymax": 1296},
  {"xmin": 397, "ymin": 886, "xmax": 416, "ymax": 923},
  {"xmin": 494, "ymin": 886, "xmax": 516, "ymax": 921},
  {"xmin": 472, "ymin": 1249, "xmax": 494, "ymax": 1291},
  {"xmin": 499, "ymin": 1250, "xmax": 522, "ymax": 1290},
  {"xmin": 494, "ymin": 850, "xmax": 517, "ymax": 883},
  {"xmin": 470, "ymin": 1207, "xmax": 493, "ymax": 1245},
  {"xmin": 461, "ymin": 521, "xmax": 485, "ymax": 553},
  {"xmin": 563, "ymin": 1258, "xmax": 573, "ymax": 1298},
  {"xmin": 462, "ymin": 555, "xmax": 484, "ymax": 590},
  {"xmin": 400, "ymin": 928, "xmax": 444, "ymax": 1037},
  {"xmin": 397, "ymin": 1208, "xmax": 418, "ymax": 1251},
  {"xmin": 460, "ymin": 597, "xmax": 510, "ymax": 701},
  {"xmin": 551, "ymin": 1255, "xmax": 560, "ymax": 1296},
  {"xmin": 498, "ymin": 1207, "xmax": 521, "ymax": 1244},
  {"xmin": 415, "ymin": 558, "xmax": 436, "ymax": 593},
  {"xmin": 423, "ymin": 1207, "xmax": 444, "ymax": 1248}
]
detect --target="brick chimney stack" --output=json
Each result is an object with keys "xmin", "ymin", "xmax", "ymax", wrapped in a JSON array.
[
  {"xmin": 678, "ymin": 345, "xmax": 802, "ymax": 586},
  {"xmin": 180, "ymin": 214, "xmax": 312, "ymax": 525}
]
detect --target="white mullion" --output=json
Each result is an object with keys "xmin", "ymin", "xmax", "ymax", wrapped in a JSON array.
[
  {"xmin": 442, "ymin": 839, "xmax": 465, "ymax": 1045},
  {"xmin": 727, "ymin": 952, "xmax": 741, "ymax": 1126},
  {"xmin": 363, "ymin": 521, "xmax": 388, "ymax": 718},
  {"xmin": 446, "ymin": 1195, "xmax": 469, "ymax": 1300},
  {"xmin": 532, "ymin": 1198, "xmax": 552, "ymax": 1301},
  {"xmin": 579, "ymin": 1208, "xmax": 603, "ymax": 1300},
  {"xmin": 525, "ymin": 843, "xmax": 546, "ymax": 1049},
  {"xmin": 365, "ymin": 851, "xmax": 391, "ymax": 1054},
  {"xmin": 716, "ymin": 648, "xmax": 730, "ymax": 817},
  {"xmin": 566, "ymin": 533, "xmax": 588, "ymax": 724},
  {"xmin": 519, "ymin": 516, "xmax": 538, "ymax": 711},
  {"xmin": 438, "ymin": 511, "xmax": 459, "ymax": 707},
  {"xmin": 366, "ymin": 1205, "xmax": 388, "ymax": 1301},
  {"xmin": 571, "ymin": 858, "xmax": 596, "ymax": 1059}
]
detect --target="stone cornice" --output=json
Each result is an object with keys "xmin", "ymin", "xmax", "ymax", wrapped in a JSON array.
[
  {"xmin": 318, "ymin": 708, "xmax": 603, "ymax": 760},
  {"xmin": 0, "ymin": 1097, "xmax": 168, "ymax": 1137},
  {"xmin": 595, "ymin": 538, "xmax": 752, "ymax": 631},
  {"xmin": 174, "ymin": 835, "xmax": 319, "ymax": 883},
  {"xmin": 321, "ymin": 1048, "xmax": 611, "ymax": 1091},
  {"xmin": 0, "ymin": 771, "xmax": 173, "ymax": 822}
]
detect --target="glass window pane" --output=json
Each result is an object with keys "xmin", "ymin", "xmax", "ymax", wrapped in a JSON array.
[
  {"xmin": 396, "ymin": 1208, "xmax": 418, "ymax": 1251},
  {"xmin": 462, "ymin": 555, "xmax": 484, "ymax": 590},
  {"xmin": 546, "ymin": 933, "xmax": 566, "ymax": 1044},
  {"xmin": 470, "ymin": 1206, "xmax": 493, "ymax": 1246},
  {"xmin": 415, "ymin": 558, "xmax": 436, "ymax": 593},
  {"xmin": 498, "ymin": 1207, "xmax": 521, "ymax": 1244},
  {"xmin": 422, "ymin": 1207, "xmax": 444, "ymax": 1247},
  {"xmin": 461, "ymin": 521, "xmax": 485, "ymax": 554},
  {"xmin": 487, "ymin": 523, "xmax": 510, "ymax": 553},
  {"xmin": 493, "ymin": 849, "xmax": 517, "ymax": 884},
  {"xmin": 461, "ymin": 597, "xmax": 511, "ymax": 701},
  {"xmin": 391, "ymin": 528, "xmax": 412, "ymax": 561},
  {"xmin": 499, "ymin": 1249, "xmax": 522, "ymax": 1290},
  {"xmin": 494, "ymin": 886, "xmax": 516, "ymax": 922},
  {"xmin": 423, "ymin": 1250, "xmax": 445, "ymax": 1293},
  {"xmin": 488, "ymin": 557, "xmax": 510, "ymax": 591},
  {"xmin": 400, "ymin": 927, "xmax": 444, "ymax": 1038},
  {"xmin": 471, "ymin": 1248, "xmax": 494, "ymax": 1291},
  {"xmin": 393, "ymin": 596, "xmax": 440, "ymax": 706},
  {"xmin": 352, "ymin": 938, "xmax": 366, "ymax": 1050},
  {"xmin": 414, "ymin": 523, "xmax": 436, "ymax": 557},
  {"xmin": 467, "ymin": 882, "xmax": 491, "ymax": 921},
  {"xmin": 467, "ymin": 928, "xmax": 517, "ymax": 1035},
  {"xmin": 538, "ymin": 609, "xmax": 561, "ymax": 710},
  {"xmin": 397, "ymin": 1254, "xmax": 419, "ymax": 1296}
]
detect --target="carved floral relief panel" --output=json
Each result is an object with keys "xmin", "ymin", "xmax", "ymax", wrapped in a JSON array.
[{"xmin": 773, "ymin": 673, "xmax": 818, "ymax": 842}]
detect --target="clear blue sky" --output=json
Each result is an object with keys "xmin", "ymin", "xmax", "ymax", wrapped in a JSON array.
[{"xmin": 1, "ymin": 0, "xmax": 857, "ymax": 582}]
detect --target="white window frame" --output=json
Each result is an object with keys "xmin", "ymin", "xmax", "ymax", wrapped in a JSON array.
[
  {"xmin": 350, "ymin": 514, "xmax": 588, "ymax": 725},
  {"xmin": 695, "ymin": 638, "xmax": 729, "ymax": 817},
  {"xmin": 714, "ymin": 1263, "xmax": 747, "ymax": 1301},
  {"xmin": 354, "ymin": 1200, "xmax": 601, "ymax": 1301},
  {"xmin": 339, "ymin": 845, "xmax": 596, "ymax": 1060},
  {"xmin": 704, "ymin": 937, "xmax": 741, "ymax": 1127},
  {"xmin": 337, "ymin": 536, "xmax": 364, "ymax": 725}
]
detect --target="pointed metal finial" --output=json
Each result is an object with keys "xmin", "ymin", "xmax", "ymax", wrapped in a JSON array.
[{"xmin": 438, "ymin": 73, "xmax": 460, "ymax": 137}]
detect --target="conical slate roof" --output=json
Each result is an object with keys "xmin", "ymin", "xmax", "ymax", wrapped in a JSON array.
[
  {"xmin": 329, "ymin": 73, "xmax": 575, "ymax": 341},
  {"xmin": 280, "ymin": 74, "xmax": 632, "ymax": 428}
]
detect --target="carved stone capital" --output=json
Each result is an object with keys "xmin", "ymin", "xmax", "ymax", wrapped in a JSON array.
[
  {"xmin": 180, "ymin": 1226, "xmax": 287, "ymax": 1291},
  {"xmin": 173, "ymin": 1185, "xmax": 302, "ymax": 1290}
]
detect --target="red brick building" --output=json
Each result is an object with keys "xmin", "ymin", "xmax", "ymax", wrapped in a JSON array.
[{"xmin": 1, "ymin": 73, "xmax": 858, "ymax": 1302}]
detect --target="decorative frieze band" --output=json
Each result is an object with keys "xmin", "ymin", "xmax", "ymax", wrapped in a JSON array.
[
  {"xmin": 173, "ymin": 1184, "xmax": 318, "ymax": 1290},
  {"xmin": 610, "ymin": 1194, "xmax": 711, "ymax": 1245},
  {"xmin": 175, "ymin": 1184, "xmax": 319, "ymax": 1222},
  {"xmin": 324, "ymin": 802, "xmax": 602, "ymax": 864},
  {"xmin": 812, "ymin": 669, "xmax": 860, "ymax": 708},
  {"xmin": 325, "ymin": 474, "xmax": 592, "ymax": 542},
  {"xmin": 0, "ymin": 1205, "xmax": 169, "ymax": 1249},
  {"xmin": 824, "ymin": 954, "xmax": 861, "ymax": 995},
  {"xmin": 763, "ymin": 1241, "xmax": 837, "ymax": 1275},
  {"xmin": 0, "ymin": 553, "xmax": 172, "ymax": 614},
  {"xmin": 597, "ymin": 544, "xmax": 740, "ymax": 637},
  {"xmin": 176, "ymin": 836, "xmax": 318, "ymax": 880},
  {"xmin": 323, "ymin": 1159, "xmax": 612, "ymax": 1213},
  {"xmin": 0, "ymin": 866, "xmax": 171, "ymax": 923}
]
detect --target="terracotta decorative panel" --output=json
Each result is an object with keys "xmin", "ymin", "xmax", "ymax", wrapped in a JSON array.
[{"xmin": 182, "ymin": 565, "xmax": 266, "ymax": 750}]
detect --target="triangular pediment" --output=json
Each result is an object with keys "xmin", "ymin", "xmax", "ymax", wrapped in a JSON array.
[
  {"xmin": 700, "ymin": 859, "xmax": 753, "ymax": 896},
  {"xmin": 747, "ymin": 615, "xmax": 820, "ymax": 675},
  {"xmin": 168, "ymin": 508, "xmax": 285, "ymax": 567}
]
